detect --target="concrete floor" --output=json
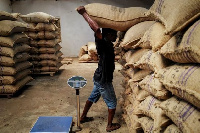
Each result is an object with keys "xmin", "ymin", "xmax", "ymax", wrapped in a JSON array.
[{"xmin": 0, "ymin": 58, "xmax": 128, "ymax": 133}]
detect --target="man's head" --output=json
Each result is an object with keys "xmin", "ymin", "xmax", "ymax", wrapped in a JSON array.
[{"xmin": 102, "ymin": 28, "xmax": 117, "ymax": 42}]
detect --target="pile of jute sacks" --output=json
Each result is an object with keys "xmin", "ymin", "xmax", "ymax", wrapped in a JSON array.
[
  {"xmin": 79, "ymin": 0, "xmax": 200, "ymax": 132},
  {"xmin": 78, "ymin": 39, "xmax": 122, "ymax": 62},
  {"xmin": 20, "ymin": 12, "xmax": 63, "ymax": 74},
  {"xmin": 0, "ymin": 11, "xmax": 33, "ymax": 95},
  {"xmin": 79, "ymin": 42, "xmax": 99, "ymax": 62}
]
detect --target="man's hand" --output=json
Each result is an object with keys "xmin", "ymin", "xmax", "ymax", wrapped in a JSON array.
[
  {"xmin": 77, "ymin": 6, "xmax": 101, "ymax": 35},
  {"xmin": 76, "ymin": 6, "xmax": 86, "ymax": 15}
]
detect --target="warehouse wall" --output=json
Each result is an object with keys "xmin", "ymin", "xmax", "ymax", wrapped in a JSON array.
[
  {"xmin": 12, "ymin": 0, "xmax": 154, "ymax": 57},
  {"xmin": 0, "ymin": 0, "xmax": 12, "ymax": 12}
]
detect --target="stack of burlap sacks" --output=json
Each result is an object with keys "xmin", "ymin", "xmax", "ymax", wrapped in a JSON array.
[
  {"xmin": 0, "ymin": 11, "xmax": 33, "ymax": 95},
  {"xmin": 20, "ymin": 12, "xmax": 63, "ymax": 74},
  {"xmin": 79, "ymin": 40, "xmax": 121, "ymax": 62},
  {"xmin": 79, "ymin": 42, "xmax": 99, "ymax": 62},
  {"xmin": 82, "ymin": 1, "xmax": 200, "ymax": 133}
]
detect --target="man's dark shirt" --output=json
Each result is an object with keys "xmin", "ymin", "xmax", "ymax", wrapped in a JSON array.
[{"xmin": 93, "ymin": 37, "xmax": 115, "ymax": 85}]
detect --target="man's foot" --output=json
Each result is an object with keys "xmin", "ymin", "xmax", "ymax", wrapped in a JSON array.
[
  {"xmin": 106, "ymin": 123, "xmax": 121, "ymax": 132},
  {"xmin": 80, "ymin": 117, "xmax": 94, "ymax": 124}
]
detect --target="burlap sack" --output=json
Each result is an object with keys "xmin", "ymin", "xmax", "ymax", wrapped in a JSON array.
[
  {"xmin": 39, "ymin": 51, "xmax": 63, "ymax": 61},
  {"xmin": 40, "ymin": 63, "xmax": 62, "ymax": 72},
  {"xmin": 121, "ymin": 77, "xmax": 130, "ymax": 89},
  {"xmin": 31, "ymin": 61, "xmax": 40, "ymax": 67},
  {"xmin": 84, "ymin": 3, "xmax": 151, "ymax": 31},
  {"xmin": 123, "ymin": 114, "xmax": 142, "ymax": 133},
  {"xmin": 119, "ymin": 67, "xmax": 128, "ymax": 78},
  {"xmin": 160, "ymin": 20, "xmax": 200, "ymax": 63},
  {"xmin": 0, "ymin": 76, "xmax": 33, "ymax": 94},
  {"xmin": 159, "ymin": 97, "xmax": 200, "ymax": 133},
  {"xmin": 35, "ymin": 23, "xmax": 56, "ymax": 31},
  {"xmin": 145, "ymin": 0, "xmax": 200, "ymax": 35},
  {"xmin": 91, "ymin": 54, "xmax": 98, "ymax": 61},
  {"xmin": 125, "ymin": 68, "xmax": 140, "ymax": 79},
  {"xmin": 29, "ymin": 40, "xmax": 38, "ymax": 47},
  {"xmin": 14, "ymin": 53, "xmax": 31, "ymax": 63},
  {"xmin": 11, "ymin": 13, "xmax": 20, "ymax": 19},
  {"xmin": 0, "ymin": 69, "xmax": 31, "ymax": 85},
  {"xmin": 40, "ymin": 57, "xmax": 62, "ymax": 67},
  {"xmin": 128, "ymin": 81, "xmax": 140, "ymax": 95},
  {"xmin": 125, "ymin": 104, "xmax": 141, "ymax": 131},
  {"xmin": 139, "ymin": 74, "xmax": 171, "ymax": 100},
  {"xmin": 0, "ymin": 33, "xmax": 29, "ymax": 48},
  {"xmin": 30, "ymin": 47, "xmax": 39, "ymax": 54},
  {"xmin": 128, "ymin": 69, "xmax": 153, "ymax": 82},
  {"xmin": 87, "ymin": 42, "xmax": 97, "ymax": 55},
  {"xmin": 0, "ymin": 53, "xmax": 30, "ymax": 67},
  {"xmin": 138, "ymin": 117, "xmax": 156, "ymax": 133},
  {"xmin": 125, "ymin": 48, "xmax": 150, "ymax": 68},
  {"xmin": 20, "ymin": 12, "xmax": 55, "ymax": 23},
  {"xmin": 38, "ymin": 31, "xmax": 56, "ymax": 39},
  {"xmin": 0, "ymin": 11, "xmax": 16, "ymax": 21},
  {"xmin": 24, "ymin": 32, "xmax": 38, "ymax": 40},
  {"xmin": 156, "ymin": 64, "xmax": 200, "ymax": 109},
  {"xmin": 134, "ymin": 50, "xmax": 172, "ymax": 72},
  {"xmin": 117, "ymin": 58, "xmax": 126, "ymax": 66},
  {"xmin": 139, "ymin": 22, "xmax": 171, "ymax": 51},
  {"xmin": 0, "ymin": 61, "xmax": 32, "ymax": 76},
  {"xmin": 27, "ymin": 23, "xmax": 36, "ymax": 32},
  {"xmin": 31, "ymin": 55, "xmax": 40, "ymax": 61},
  {"xmin": 0, "ymin": 43, "xmax": 31, "ymax": 57},
  {"xmin": 120, "ymin": 21, "xmax": 155, "ymax": 49},
  {"xmin": 123, "ymin": 50, "xmax": 135, "ymax": 63},
  {"xmin": 79, "ymin": 54, "xmax": 92, "ymax": 61},
  {"xmin": 0, "ymin": 20, "xmax": 28, "ymax": 36},
  {"xmin": 0, "ymin": 56, "xmax": 15, "ymax": 67},
  {"xmin": 136, "ymin": 89, "xmax": 150, "ymax": 102},
  {"xmin": 37, "ymin": 39, "xmax": 60, "ymax": 47},
  {"xmin": 164, "ymin": 124, "xmax": 182, "ymax": 133},
  {"xmin": 135, "ymin": 95, "xmax": 171, "ymax": 132},
  {"xmin": 39, "ymin": 44, "xmax": 62, "ymax": 54}
]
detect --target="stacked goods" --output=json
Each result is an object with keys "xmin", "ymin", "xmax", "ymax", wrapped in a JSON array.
[
  {"xmin": 20, "ymin": 12, "xmax": 63, "ymax": 75},
  {"xmin": 113, "ymin": 31, "xmax": 126, "ymax": 61},
  {"xmin": 116, "ymin": 19, "xmax": 174, "ymax": 132},
  {"xmin": 0, "ymin": 11, "xmax": 33, "ymax": 96},
  {"xmin": 145, "ymin": 0, "xmax": 200, "ymax": 35},
  {"xmin": 120, "ymin": 1, "xmax": 200, "ymax": 133},
  {"xmin": 79, "ymin": 42, "xmax": 99, "ymax": 62}
]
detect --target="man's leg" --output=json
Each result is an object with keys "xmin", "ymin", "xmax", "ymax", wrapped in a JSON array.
[
  {"xmin": 80, "ymin": 80, "xmax": 101, "ymax": 123},
  {"xmin": 80, "ymin": 100, "xmax": 93, "ymax": 123},
  {"xmin": 106, "ymin": 108, "xmax": 120, "ymax": 132},
  {"xmin": 100, "ymin": 83, "xmax": 121, "ymax": 132}
]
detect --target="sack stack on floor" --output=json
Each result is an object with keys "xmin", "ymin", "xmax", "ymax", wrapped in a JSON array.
[
  {"xmin": 20, "ymin": 12, "xmax": 63, "ymax": 75},
  {"xmin": 116, "ymin": 0, "xmax": 200, "ymax": 132},
  {"xmin": 0, "ymin": 11, "xmax": 33, "ymax": 96},
  {"xmin": 79, "ymin": 42, "xmax": 99, "ymax": 62}
]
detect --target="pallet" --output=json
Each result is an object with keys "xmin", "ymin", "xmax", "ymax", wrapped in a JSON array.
[{"xmin": 32, "ymin": 71, "xmax": 57, "ymax": 76}]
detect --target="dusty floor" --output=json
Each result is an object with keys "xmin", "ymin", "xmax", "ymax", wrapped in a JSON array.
[{"xmin": 0, "ymin": 58, "xmax": 128, "ymax": 133}]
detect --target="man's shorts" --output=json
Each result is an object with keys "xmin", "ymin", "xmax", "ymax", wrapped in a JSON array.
[{"xmin": 88, "ymin": 80, "xmax": 117, "ymax": 109}]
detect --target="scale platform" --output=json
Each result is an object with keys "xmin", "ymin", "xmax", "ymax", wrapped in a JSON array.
[{"xmin": 30, "ymin": 116, "xmax": 73, "ymax": 133}]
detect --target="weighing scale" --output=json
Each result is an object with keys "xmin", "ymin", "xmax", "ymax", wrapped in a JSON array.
[{"xmin": 30, "ymin": 76, "xmax": 87, "ymax": 132}]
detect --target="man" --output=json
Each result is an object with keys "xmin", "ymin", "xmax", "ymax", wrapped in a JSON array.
[{"xmin": 80, "ymin": 28, "xmax": 121, "ymax": 132}]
